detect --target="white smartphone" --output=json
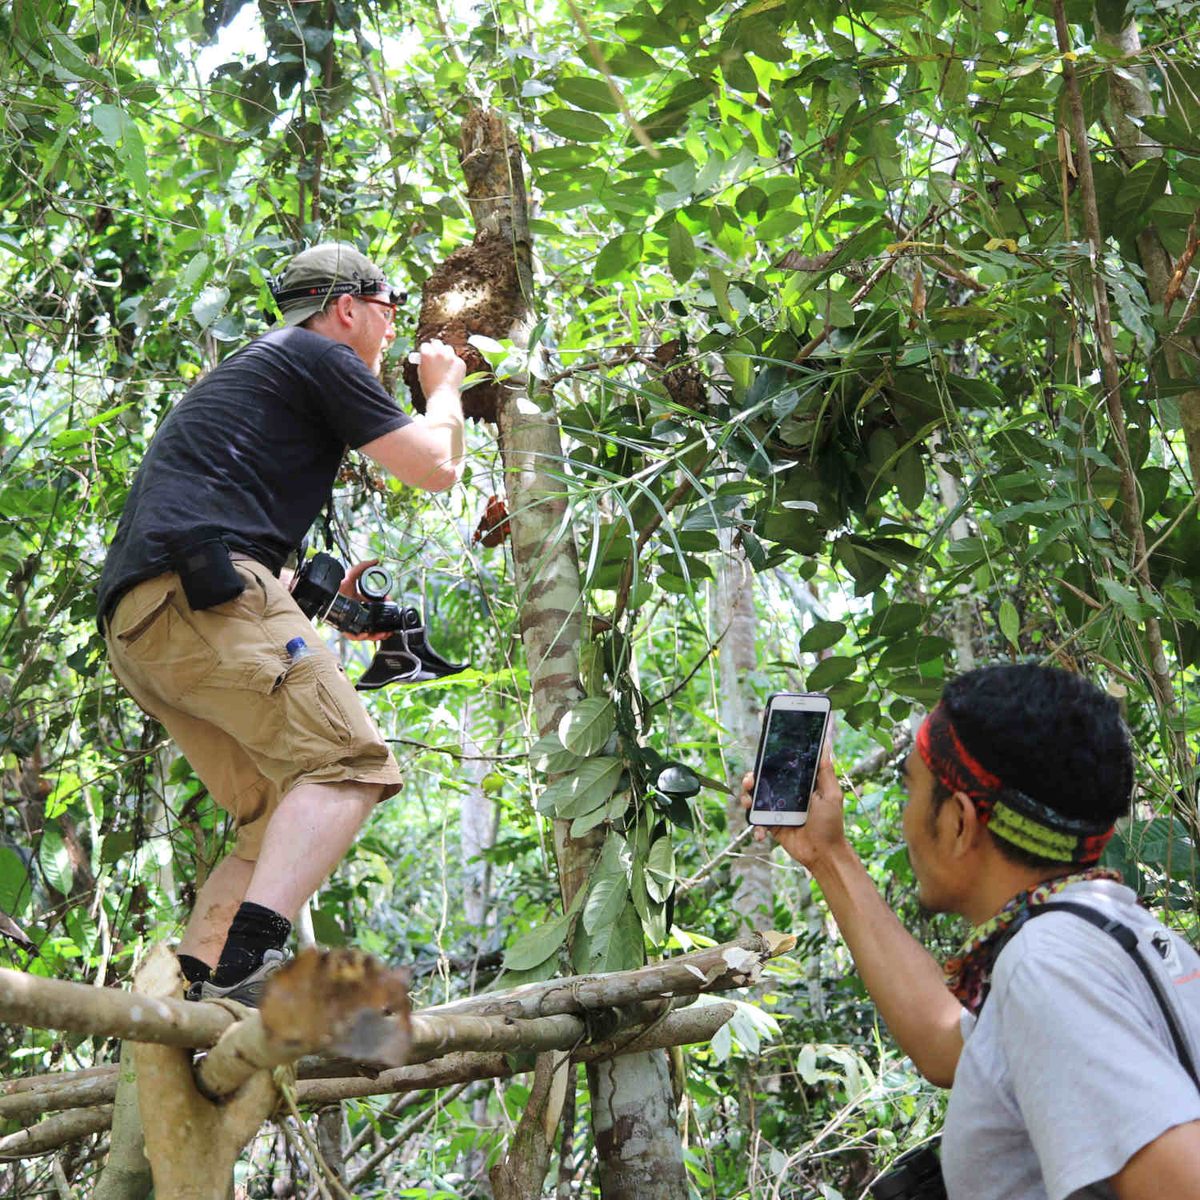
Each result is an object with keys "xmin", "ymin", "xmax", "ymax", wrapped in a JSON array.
[{"xmin": 747, "ymin": 692, "xmax": 832, "ymax": 827}]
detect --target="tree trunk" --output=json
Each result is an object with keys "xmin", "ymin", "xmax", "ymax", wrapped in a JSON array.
[
  {"xmin": 447, "ymin": 108, "xmax": 689, "ymax": 1197},
  {"xmin": 717, "ymin": 534, "xmax": 771, "ymax": 927},
  {"xmin": 1095, "ymin": 12, "xmax": 1200, "ymax": 488}
]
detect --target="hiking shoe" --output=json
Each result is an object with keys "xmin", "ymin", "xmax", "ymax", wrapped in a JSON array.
[{"xmin": 196, "ymin": 948, "xmax": 290, "ymax": 1008}]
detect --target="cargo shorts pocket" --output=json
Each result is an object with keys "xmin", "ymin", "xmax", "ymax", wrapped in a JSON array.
[
  {"xmin": 275, "ymin": 654, "xmax": 360, "ymax": 762},
  {"xmin": 112, "ymin": 587, "xmax": 218, "ymax": 705}
]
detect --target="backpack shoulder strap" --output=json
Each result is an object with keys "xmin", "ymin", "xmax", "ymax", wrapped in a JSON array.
[{"xmin": 1022, "ymin": 900, "xmax": 1200, "ymax": 1091}]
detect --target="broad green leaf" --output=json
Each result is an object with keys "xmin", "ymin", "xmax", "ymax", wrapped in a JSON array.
[
  {"xmin": 93, "ymin": 104, "xmax": 127, "ymax": 149},
  {"xmin": 667, "ymin": 219, "xmax": 696, "ymax": 284},
  {"xmin": 536, "ymin": 756, "xmax": 623, "ymax": 818},
  {"xmin": 559, "ymin": 697, "xmax": 615, "ymax": 756},
  {"xmin": 645, "ymin": 836, "xmax": 675, "ymax": 902},
  {"xmin": 554, "ymin": 76, "xmax": 621, "ymax": 114},
  {"xmin": 38, "ymin": 827, "xmax": 73, "ymax": 896},
  {"xmin": 805, "ymin": 655, "xmax": 856, "ymax": 690},
  {"xmin": 529, "ymin": 730, "xmax": 582, "ymax": 774},
  {"xmin": 594, "ymin": 233, "xmax": 643, "ymax": 281},
  {"xmin": 799, "ymin": 620, "xmax": 846, "ymax": 653},
  {"xmin": 542, "ymin": 108, "xmax": 612, "ymax": 143},
  {"xmin": 583, "ymin": 865, "xmax": 630, "ymax": 936},
  {"xmin": 998, "ymin": 599, "xmax": 1020, "ymax": 648},
  {"xmin": 570, "ymin": 791, "xmax": 627, "ymax": 837},
  {"xmin": 192, "ymin": 285, "xmax": 230, "ymax": 330},
  {"xmin": 1112, "ymin": 158, "xmax": 1168, "ymax": 231},
  {"xmin": 502, "ymin": 910, "xmax": 571, "ymax": 970},
  {"xmin": 0, "ymin": 847, "xmax": 31, "ymax": 917}
]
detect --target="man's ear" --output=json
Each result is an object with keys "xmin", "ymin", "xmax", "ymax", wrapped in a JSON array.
[
  {"xmin": 332, "ymin": 294, "xmax": 358, "ymax": 327},
  {"xmin": 948, "ymin": 791, "xmax": 983, "ymax": 856}
]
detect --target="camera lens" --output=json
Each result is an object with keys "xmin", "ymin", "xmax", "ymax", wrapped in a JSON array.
[{"xmin": 360, "ymin": 565, "xmax": 393, "ymax": 600}]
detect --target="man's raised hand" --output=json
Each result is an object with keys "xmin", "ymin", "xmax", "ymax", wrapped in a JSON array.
[
  {"xmin": 739, "ymin": 742, "xmax": 848, "ymax": 870},
  {"xmin": 417, "ymin": 339, "xmax": 466, "ymax": 397}
]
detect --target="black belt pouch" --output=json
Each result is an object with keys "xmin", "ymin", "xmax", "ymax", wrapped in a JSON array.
[{"xmin": 171, "ymin": 538, "xmax": 245, "ymax": 610}]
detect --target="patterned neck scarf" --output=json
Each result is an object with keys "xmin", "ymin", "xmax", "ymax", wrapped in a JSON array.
[{"xmin": 944, "ymin": 868, "xmax": 1124, "ymax": 1014}]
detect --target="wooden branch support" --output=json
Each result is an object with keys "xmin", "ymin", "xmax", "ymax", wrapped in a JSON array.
[
  {"xmin": 0, "ymin": 930, "xmax": 792, "ymax": 1163},
  {"xmin": 1, "ymin": 1005, "xmax": 735, "ymax": 1157},
  {"xmin": 425, "ymin": 929, "xmax": 794, "ymax": 1020}
]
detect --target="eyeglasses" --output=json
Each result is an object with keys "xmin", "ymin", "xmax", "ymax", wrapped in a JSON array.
[{"xmin": 356, "ymin": 296, "xmax": 398, "ymax": 321}]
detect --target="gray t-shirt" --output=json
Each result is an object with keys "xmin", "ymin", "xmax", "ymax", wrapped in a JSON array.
[{"xmin": 942, "ymin": 880, "xmax": 1200, "ymax": 1200}]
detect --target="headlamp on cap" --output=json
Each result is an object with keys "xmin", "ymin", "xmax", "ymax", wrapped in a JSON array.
[{"xmin": 269, "ymin": 274, "xmax": 405, "ymax": 313}]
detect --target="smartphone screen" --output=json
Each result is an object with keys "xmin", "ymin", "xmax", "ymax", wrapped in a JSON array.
[{"xmin": 750, "ymin": 696, "xmax": 830, "ymax": 822}]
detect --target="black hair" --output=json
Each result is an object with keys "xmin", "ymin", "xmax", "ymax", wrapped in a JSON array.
[{"xmin": 935, "ymin": 663, "xmax": 1133, "ymax": 868}]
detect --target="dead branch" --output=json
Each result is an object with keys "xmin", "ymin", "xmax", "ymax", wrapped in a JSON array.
[
  {"xmin": 0, "ymin": 963, "xmax": 234, "ymax": 1047},
  {"xmin": 3, "ymin": 1004, "xmax": 735, "ymax": 1158},
  {"xmin": 425, "ymin": 930, "xmax": 794, "ymax": 1021},
  {"xmin": 0, "ymin": 1105, "xmax": 113, "ymax": 1159}
]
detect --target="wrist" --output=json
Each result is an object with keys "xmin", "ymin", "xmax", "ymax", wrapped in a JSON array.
[
  {"xmin": 424, "ymin": 381, "xmax": 463, "ymax": 405},
  {"xmin": 802, "ymin": 835, "xmax": 856, "ymax": 879}
]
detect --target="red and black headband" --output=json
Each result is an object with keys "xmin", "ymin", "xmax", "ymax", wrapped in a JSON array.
[{"xmin": 916, "ymin": 703, "xmax": 1115, "ymax": 865}]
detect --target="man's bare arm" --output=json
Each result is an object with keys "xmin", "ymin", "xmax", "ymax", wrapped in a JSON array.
[
  {"xmin": 742, "ymin": 754, "xmax": 964, "ymax": 1086},
  {"xmin": 361, "ymin": 340, "xmax": 464, "ymax": 492},
  {"xmin": 1112, "ymin": 1120, "xmax": 1200, "ymax": 1200}
]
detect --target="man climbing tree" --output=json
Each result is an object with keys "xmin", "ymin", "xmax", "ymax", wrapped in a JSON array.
[{"xmin": 97, "ymin": 242, "xmax": 466, "ymax": 1005}]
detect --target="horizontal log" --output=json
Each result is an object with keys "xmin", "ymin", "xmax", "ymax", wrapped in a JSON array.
[
  {"xmin": 0, "ymin": 965, "xmax": 234, "ymax": 1048},
  {"xmin": 0, "ymin": 1104, "xmax": 113, "ymax": 1159},
  {"xmin": 424, "ymin": 930, "xmax": 794, "ymax": 1021},
  {"xmin": 0, "ymin": 1064, "xmax": 114, "ymax": 1097},
  {"xmin": 5, "ymin": 1005, "xmax": 735, "ymax": 1152},
  {"xmin": 0, "ymin": 1070, "xmax": 121, "ymax": 1122}
]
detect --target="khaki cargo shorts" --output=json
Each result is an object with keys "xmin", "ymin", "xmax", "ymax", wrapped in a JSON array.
[{"xmin": 105, "ymin": 559, "xmax": 402, "ymax": 860}]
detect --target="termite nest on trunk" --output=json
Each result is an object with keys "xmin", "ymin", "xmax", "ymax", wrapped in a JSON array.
[{"xmin": 403, "ymin": 234, "xmax": 524, "ymax": 424}]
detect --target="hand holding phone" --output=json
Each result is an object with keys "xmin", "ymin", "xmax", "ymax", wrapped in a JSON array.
[{"xmin": 747, "ymin": 692, "xmax": 832, "ymax": 827}]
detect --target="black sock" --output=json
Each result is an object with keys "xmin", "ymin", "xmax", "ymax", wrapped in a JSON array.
[
  {"xmin": 212, "ymin": 902, "xmax": 291, "ymax": 987},
  {"xmin": 177, "ymin": 954, "xmax": 212, "ymax": 985}
]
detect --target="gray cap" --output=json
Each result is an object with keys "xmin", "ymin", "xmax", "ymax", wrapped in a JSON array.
[{"xmin": 271, "ymin": 242, "xmax": 399, "ymax": 326}]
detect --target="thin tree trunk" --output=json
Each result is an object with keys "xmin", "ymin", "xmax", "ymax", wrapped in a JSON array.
[
  {"xmin": 453, "ymin": 108, "xmax": 689, "ymax": 1197},
  {"xmin": 717, "ymin": 534, "xmax": 770, "ymax": 926},
  {"xmin": 1054, "ymin": 3, "xmax": 1179, "ymax": 735},
  {"xmin": 1093, "ymin": 13, "xmax": 1200, "ymax": 487}
]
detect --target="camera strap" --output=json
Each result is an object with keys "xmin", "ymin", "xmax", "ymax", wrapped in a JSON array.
[{"xmin": 989, "ymin": 901, "xmax": 1200, "ymax": 1091}]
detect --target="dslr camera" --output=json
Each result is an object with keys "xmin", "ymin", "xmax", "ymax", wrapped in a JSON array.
[
  {"xmin": 291, "ymin": 552, "xmax": 464, "ymax": 689},
  {"xmin": 869, "ymin": 1143, "xmax": 947, "ymax": 1200}
]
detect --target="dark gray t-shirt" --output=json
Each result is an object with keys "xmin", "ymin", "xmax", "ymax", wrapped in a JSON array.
[
  {"xmin": 98, "ymin": 327, "xmax": 410, "ymax": 619},
  {"xmin": 942, "ymin": 880, "xmax": 1200, "ymax": 1200}
]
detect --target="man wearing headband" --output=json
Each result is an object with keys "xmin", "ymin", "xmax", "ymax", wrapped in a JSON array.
[
  {"xmin": 98, "ymin": 242, "xmax": 466, "ymax": 1006},
  {"xmin": 742, "ymin": 663, "xmax": 1200, "ymax": 1199}
]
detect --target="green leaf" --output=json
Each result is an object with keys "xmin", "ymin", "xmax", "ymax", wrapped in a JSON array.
[
  {"xmin": 645, "ymin": 836, "xmax": 675, "ymax": 902},
  {"xmin": 799, "ymin": 620, "xmax": 846, "ymax": 653},
  {"xmin": 0, "ymin": 847, "xmax": 31, "ymax": 917},
  {"xmin": 502, "ymin": 910, "xmax": 571, "ymax": 970},
  {"xmin": 192, "ymin": 285, "xmax": 230, "ymax": 330},
  {"xmin": 570, "ymin": 791, "xmax": 627, "ymax": 837},
  {"xmin": 38, "ymin": 827, "xmax": 72, "ymax": 896},
  {"xmin": 92, "ymin": 104, "xmax": 126, "ymax": 149},
  {"xmin": 558, "ymin": 697, "xmax": 615, "ymax": 756},
  {"xmin": 998, "ymin": 599, "xmax": 1020, "ymax": 648},
  {"xmin": 583, "ymin": 859, "xmax": 629, "ymax": 935},
  {"xmin": 594, "ymin": 233, "xmax": 643, "ymax": 281},
  {"xmin": 554, "ymin": 76, "xmax": 621, "ymax": 114},
  {"xmin": 536, "ymin": 756, "xmax": 623, "ymax": 818},
  {"xmin": 542, "ymin": 108, "xmax": 612, "ymax": 142},
  {"xmin": 529, "ymin": 730, "xmax": 582, "ymax": 774},
  {"xmin": 1112, "ymin": 158, "xmax": 1169, "ymax": 231},
  {"xmin": 667, "ymin": 219, "xmax": 697, "ymax": 284},
  {"xmin": 805, "ymin": 655, "xmax": 856, "ymax": 690}
]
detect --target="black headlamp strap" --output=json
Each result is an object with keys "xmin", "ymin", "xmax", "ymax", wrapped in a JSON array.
[{"xmin": 270, "ymin": 276, "xmax": 396, "ymax": 312}]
